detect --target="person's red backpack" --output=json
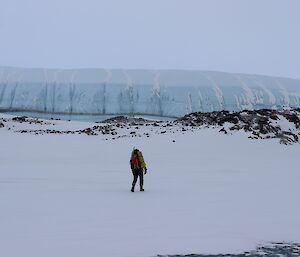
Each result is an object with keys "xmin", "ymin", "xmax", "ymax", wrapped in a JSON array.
[{"xmin": 131, "ymin": 153, "xmax": 139, "ymax": 168}]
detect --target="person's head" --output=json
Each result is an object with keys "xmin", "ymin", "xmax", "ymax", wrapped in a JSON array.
[{"xmin": 132, "ymin": 147, "xmax": 139, "ymax": 155}]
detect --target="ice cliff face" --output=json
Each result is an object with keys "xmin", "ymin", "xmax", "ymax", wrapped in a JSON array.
[{"xmin": 0, "ymin": 66, "xmax": 300, "ymax": 117}]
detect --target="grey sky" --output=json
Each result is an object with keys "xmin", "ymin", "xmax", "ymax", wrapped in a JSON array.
[{"xmin": 0, "ymin": 0, "xmax": 300, "ymax": 79}]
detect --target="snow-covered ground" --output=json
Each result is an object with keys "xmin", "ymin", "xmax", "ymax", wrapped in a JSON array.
[{"xmin": 0, "ymin": 114, "xmax": 300, "ymax": 257}]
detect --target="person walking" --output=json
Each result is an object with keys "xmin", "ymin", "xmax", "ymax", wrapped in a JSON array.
[{"xmin": 130, "ymin": 148, "xmax": 147, "ymax": 192}]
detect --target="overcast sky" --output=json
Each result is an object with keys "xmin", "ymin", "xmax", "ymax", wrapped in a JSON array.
[{"xmin": 0, "ymin": 0, "xmax": 299, "ymax": 79}]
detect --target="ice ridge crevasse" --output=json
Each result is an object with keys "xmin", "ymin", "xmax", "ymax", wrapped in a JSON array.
[{"xmin": 0, "ymin": 66, "xmax": 300, "ymax": 117}]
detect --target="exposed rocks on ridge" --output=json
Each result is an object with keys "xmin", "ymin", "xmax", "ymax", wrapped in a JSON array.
[{"xmin": 1, "ymin": 108, "xmax": 299, "ymax": 144}]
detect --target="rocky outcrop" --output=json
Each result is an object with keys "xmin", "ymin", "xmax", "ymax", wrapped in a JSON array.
[
  {"xmin": 2, "ymin": 109, "xmax": 300, "ymax": 144},
  {"xmin": 175, "ymin": 108, "xmax": 300, "ymax": 144},
  {"xmin": 157, "ymin": 242, "xmax": 300, "ymax": 257}
]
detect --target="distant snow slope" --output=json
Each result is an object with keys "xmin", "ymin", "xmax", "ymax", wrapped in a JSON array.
[
  {"xmin": 0, "ymin": 113, "xmax": 299, "ymax": 257},
  {"xmin": 0, "ymin": 66, "xmax": 300, "ymax": 117}
]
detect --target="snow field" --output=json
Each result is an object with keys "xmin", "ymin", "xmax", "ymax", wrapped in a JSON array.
[{"xmin": 0, "ymin": 125, "xmax": 300, "ymax": 257}]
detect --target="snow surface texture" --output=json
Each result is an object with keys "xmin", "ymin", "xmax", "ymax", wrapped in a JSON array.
[
  {"xmin": 0, "ymin": 113, "xmax": 300, "ymax": 257},
  {"xmin": 1, "ymin": 66, "xmax": 300, "ymax": 117}
]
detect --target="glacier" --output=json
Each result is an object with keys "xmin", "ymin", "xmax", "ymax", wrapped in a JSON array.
[{"xmin": 0, "ymin": 66, "xmax": 300, "ymax": 118}]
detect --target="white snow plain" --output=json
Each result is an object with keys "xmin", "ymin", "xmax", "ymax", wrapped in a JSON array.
[{"xmin": 0, "ymin": 115, "xmax": 300, "ymax": 257}]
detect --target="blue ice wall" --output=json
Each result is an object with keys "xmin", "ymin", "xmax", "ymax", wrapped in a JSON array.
[{"xmin": 0, "ymin": 67, "xmax": 299, "ymax": 117}]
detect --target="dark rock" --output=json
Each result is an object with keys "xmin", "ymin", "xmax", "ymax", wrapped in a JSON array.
[
  {"xmin": 219, "ymin": 128, "xmax": 227, "ymax": 134},
  {"xmin": 101, "ymin": 115, "xmax": 155, "ymax": 124},
  {"xmin": 12, "ymin": 116, "xmax": 27, "ymax": 122}
]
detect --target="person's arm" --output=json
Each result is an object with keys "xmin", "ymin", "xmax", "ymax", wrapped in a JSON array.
[{"xmin": 130, "ymin": 156, "xmax": 134, "ymax": 170}]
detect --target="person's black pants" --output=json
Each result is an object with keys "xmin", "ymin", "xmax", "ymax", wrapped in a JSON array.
[{"xmin": 132, "ymin": 169, "xmax": 144, "ymax": 187}]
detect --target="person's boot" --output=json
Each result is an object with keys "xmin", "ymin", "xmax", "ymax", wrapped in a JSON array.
[
  {"xmin": 131, "ymin": 184, "xmax": 135, "ymax": 192},
  {"xmin": 140, "ymin": 185, "xmax": 144, "ymax": 191}
]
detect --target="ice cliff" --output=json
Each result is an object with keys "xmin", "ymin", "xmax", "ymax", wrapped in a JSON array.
[{"xmin": 0, "ymin": 66, "xmax": 300, "ymax": 117}]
